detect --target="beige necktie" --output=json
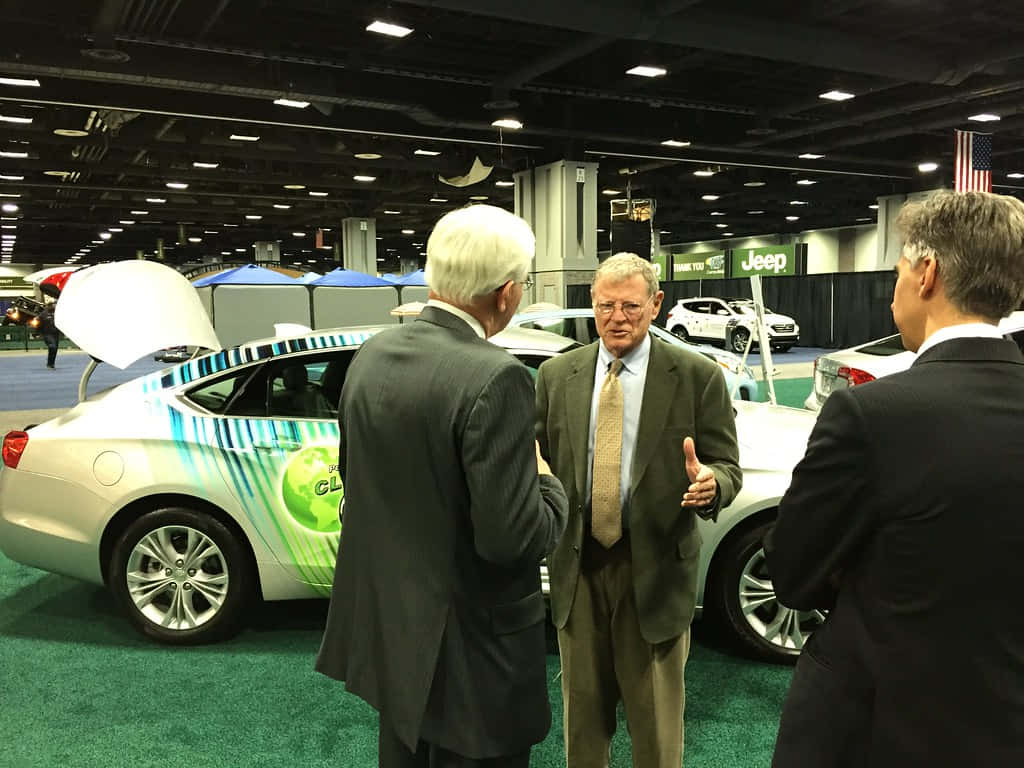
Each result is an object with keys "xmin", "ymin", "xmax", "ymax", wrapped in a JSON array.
[{"xmin": 591, "ymin": 358, "xmax": 624, "ymax": 548}]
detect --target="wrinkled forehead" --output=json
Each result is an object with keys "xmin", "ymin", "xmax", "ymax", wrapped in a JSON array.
[{"xmin": 591, "ymin": 273, "xmax": 653, "ymax": 300}]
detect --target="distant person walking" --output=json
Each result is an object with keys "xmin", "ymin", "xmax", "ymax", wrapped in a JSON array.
[{"xmin": 35, "ymin": 305, "xmax": 60, "ymax": 369}]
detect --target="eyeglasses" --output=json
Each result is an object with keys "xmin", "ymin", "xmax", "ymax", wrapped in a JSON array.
[
  {"xmin": 494, "ymin": 276, "xmax": 534, "ymax": 292},
  {"xmin": 593, "ymin": 297, "xmax": 652, "ymax": 319}
]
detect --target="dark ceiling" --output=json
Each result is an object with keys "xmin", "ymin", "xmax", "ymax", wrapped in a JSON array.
[{"xmin": 1, "ymin": 0, "xmax": 1024, "ymax": 273}]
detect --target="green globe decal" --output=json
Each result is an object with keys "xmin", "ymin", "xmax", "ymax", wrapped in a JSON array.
[{"xmin": 280, "ymin": 445, "xmax": 343, "ymax": 533}]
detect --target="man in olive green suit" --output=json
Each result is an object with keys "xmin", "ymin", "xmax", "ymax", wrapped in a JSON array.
[{"xmin": 536, "ymin": 253, "xmax": 741, "ymax": 768}]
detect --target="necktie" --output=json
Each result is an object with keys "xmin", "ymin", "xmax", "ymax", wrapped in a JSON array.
[{"xmin": 591, "ymin": 358, "xmax": 624, "ymax": 548}]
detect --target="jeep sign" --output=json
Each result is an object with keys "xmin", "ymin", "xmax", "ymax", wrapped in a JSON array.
[{"xmin": 731, "ymin": 245, "xmax": 797, "ymax": 277}]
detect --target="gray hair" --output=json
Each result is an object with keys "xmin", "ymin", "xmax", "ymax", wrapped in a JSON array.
[
  {"xmin": 424, "ymin": 204, "xmax": 534, "ymax": 304},
  {"xmin": 592, "ymin": 252, "xmax": 660, "ymax": 297},
  {"xmin": 897, "ymin": 190, "xmax": 1024, "ymax": 319}
]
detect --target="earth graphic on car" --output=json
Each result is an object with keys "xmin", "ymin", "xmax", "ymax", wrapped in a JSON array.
[{"xmin": 280, "ymin": 445, "xmax": 343, "ymax": 533}]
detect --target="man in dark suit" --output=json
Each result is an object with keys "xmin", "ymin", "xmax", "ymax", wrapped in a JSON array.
[
  {"xmin": 315, "ymin": 204, "xmax": 569, "ymax": 768},
  {"xmin": 536, "ymin": 253, "xmax": 741, "ymax": 767},
  {"xmin": 766, "ymin": 189, "xmax": 1024, "ymax": 767}
]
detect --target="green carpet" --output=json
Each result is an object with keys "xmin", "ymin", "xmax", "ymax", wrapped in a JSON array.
[
  {"xmin": 0, "ymin": 552, "xmax": 792, "ymax": 768},
  {"xmin": 756, "ymin": 377, "xmax": 812, "ymax": 409}
]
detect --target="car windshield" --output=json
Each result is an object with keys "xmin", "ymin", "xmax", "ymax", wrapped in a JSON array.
[
  {"xmin": 858, "ymin": 334, "xmax": 908, "ymax": 356},
  {"xmin": 727, "ymin": 301, "xmax": 773, "ymax": 315}
]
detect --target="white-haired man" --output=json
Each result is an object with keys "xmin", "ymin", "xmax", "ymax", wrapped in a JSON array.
[
  {"xmin": 536, "ymin": 252, "xmax": 741, "ymax": 767},
  {"xmin": 766, "ymin": 190, "xmax": 1024, "ymax": 766},
  {"xmin": 316, "ymin": 204, "xmax": 568, "ymax": 768}
]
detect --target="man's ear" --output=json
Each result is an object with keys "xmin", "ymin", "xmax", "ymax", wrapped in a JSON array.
[
  {"xmin": 919, "ymin": 256, "xmax": 939, "ymax": 298},
  {"xmin": 494, "ymin": 280, "xmax": 513, "ymax": 312}
]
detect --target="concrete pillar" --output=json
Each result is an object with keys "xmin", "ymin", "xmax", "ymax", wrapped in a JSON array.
[
  {"xmin": 875, "ymin": 188, "xmax": 939, "ymax": 270},
  {"xmin": 342, "ymin": 217, "xmax": 377, "ymax": 274},
  {"xmin": 254, "ymin": 241, "xmax": 281, "ymax": 262},
  {"xmin": 515, "ymin": 159, "xmax": 599, "ymax": 307}
]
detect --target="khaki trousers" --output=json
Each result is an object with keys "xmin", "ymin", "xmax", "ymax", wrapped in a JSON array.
[{"xmin": 558, "ymin": 535, "xmax": 691, "ymax": 768}]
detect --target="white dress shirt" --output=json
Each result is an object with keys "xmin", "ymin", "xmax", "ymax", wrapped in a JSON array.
[
  {"xmin": 426, "ymin": 299, "xmax": 485, "ymax": 339},
  {"xmin": 916, "ymin": 322, "xmax": 1004, "ymax": 356}
]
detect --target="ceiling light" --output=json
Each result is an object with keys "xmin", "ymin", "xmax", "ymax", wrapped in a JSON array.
[
  {"xmin": 145, "ymin": 197, "xmax": 166, "ymax": 203},
  {"xmin": 292, "ymin": 231, "xmax": 306, "ymax": 237},
  {"xmin": 710, "ymin": 211, "xmax": 726, "ymax": 216},
  {"xmin": 430, "ymin": 196, "xmax": 448, "ymax": 202},
  {"xmin": 414, "ymin": 149, "xmax": 441, "ymax": 156},
  {"xmin": 701, "ymin": 194, "xmax": 720, "ymax": 201},
  {"xmin": 799, "ymin": 153, "xmax": 825, "ymax": 159},
  {"xmin": 495, "ymin": 180, "xmax": 514, "ymax": 188},
  {"xmin": 491, "ymin": 118, "xmax": 523, "ymax": 130},
  {"xmin": 222, "ymin": 223, "xmax": 238, "ymax": 227},
  {"xmin": 130, "ymin": 210, "xmax": 149, "ymax": 215},
  {"xmin": 715, "ymin": 223, "xmax": 728, "ymax": 228},
  {"xmin": 743, "ymin": 181, "xmax": 766, "ymax": 187},
  {"xmin": 819, "ymin": 90, "xmax": 855, "ymax": 101},
  {"xmin": 868, "ymin": 204, "xmax": 879, "ymax": 210},
  {"xmin": 0, "ymin": 115, "xmax": 32, "ymax": 124},
  {"xmin": 747, "ymin": 210, "xmax": 765, "ymax": 215},
  {"xmin": 659, "ymin": 230, "xmax": 672, "ymax": 234},
  {"xmin": 602, "ymin": 189, "xmax": 621, "ymax": 195},
  {"xmin": 469, "ymin": 195, "xmax": 488, "ymax": 201},
  {"xmin": 721, "ymin": 232, "xmax": 733, "ymax": 237},
  {"xmin": 273, "ymin": 98, "xmax": 310, "ymax": 109},
  {"xmin": 857, "ymin": 217, "xmax": 872, "ymax": 222},
  {"xmin": 1, "ymin": 203, "xmax": 18, "ymax": 212},
  {"xmin": 43, "ymin": 170, "xmax": 70, "ymax": 177},
  {"xmin": 166, "ymin": 182, "xmax": 188, "ymax": 190},
  {"xmin": 309, "ymin": 190, "xmax": 329, "ymax": 196},
  {"xmin": 626, "ymin": 65, "xmax": 667, "ymax": 77},
  {"xmin": 284, "ymin": 184, "xmax": 306, "ymax": 190},
  {"xmin": 786, "ymin": 216, "xmax": 800, "ymax": 221},
  {"xmin": 203, "ymin": 230, "xmax": 218, "ymax": 234},
  {"xmin": 1, "ymin": 224, "xmax": 15, "ymax": 229},
  {"xmin": 366, "ymin": 20, "xmax": 414, "ymax": 37},
  {"xmin": 661, "ymin": 139, "xmax": 691, "ymax": 147},
  {"xmin": 108, "ymin": 227, "xmax": 123, "ymax": 232},
  {"xmin": 401, "ymin": 229, "xmax": 415, "ymax": 234},
  {"xmin": 354, "ymin": 152, "xmax": 382, "ymax": 160},
  {"xmin": 0, "ymin": 193, "xmax": 20, "ymax": 198},
  {"xmin": 99, "ymin": 232, "xmax": 112, "ymax": 240},
  {"xmin": 273, "ymin": 204, "xmax": 292, "ymax": 209},
  {"xmin": 796, "ymin": 179, "xmax": 817, "ymax": 185},
  {"xmin": 193, "ymin": 161, "xmax": 219, "ymax": 169},
  {"xmin": 245, "ymin": 214, "xmax": 262, "ymax": 220},
  {"xmin": 0, "ymin": 151, "xmax": 28, "ymax": 159},
  {"xmin": 918, "ymin": 162, "xmax": 939, "ymax": 172},
  {"xmin": 188, "ymin": 237, "xmax": 202, "ymax": 243},
  {"xmin": 0, "ymin": 174, "xmax": 23, "ymax": 180},
  {"xmin": 0, "ymin": 77, "xmax": 40, "ymax": 87},
  {"xmin": 353, "ymin": 175, "xmax": 376, "ymax": 182},
  {"xmin": 221, "ymin": 251, "xmax": 231, "ymax": 256},
  {"xmin": 229, "ymin": 134, "xmax": 260, "ymax": 141},
  {"xmin": 235, "ymin": 247, "xmax": 246, "ymax": 252},
  {"xmin": 383, "ymin": 209, "xmax": 401, "ymax": 214},
  {"xmin": 53, "ymin": 128, "xmax": 89, "ymax": 137},
  {"xmin": 119, "ymin": 220, "xmax": 135, "ymax": 225},
  {"xmin": 968, "ymin": 113, "xmax": 1000, "ymax": 122},
  {"xmin": 693, "ymin": 169, "xmax": 716, "ymax": 177},
  {"xmin": 1007, "ymin": 173, "xmax": 1024, "ymax": 179},
  {"xmin": 790, "ymin": 200, "xmax": 808, "ymax": 205}
]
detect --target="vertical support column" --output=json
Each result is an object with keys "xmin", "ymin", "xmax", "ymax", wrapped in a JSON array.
[
  {"xmin": 342, "ymin": 217, "xmax": 377, "ymax": 275},
  {"xmin": 876, "ymin": 188, "xmax": 938, "ymax": 269},
  {"xmin": 515, "ymin": 159, "xmax": 599, "ymax": 308},
  {"xmin": 254, "ymin": 241, "xmax": 281, "ymax": 263}
]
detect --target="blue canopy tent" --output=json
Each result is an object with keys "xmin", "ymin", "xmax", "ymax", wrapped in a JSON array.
[
  {"xmin": 192, "ymin": 264, "xmax": 298, "ymax": 286},
  {"xmin": 310, "ymin": 268, "xmax": 393, "ymax": 287},
  {"xmin": 389, "ymin": 269, "xmax": 427, "ymax": 286},
  {"xmin": 297, "ymin": 271, "xmax": 322, "ymax": 284}
]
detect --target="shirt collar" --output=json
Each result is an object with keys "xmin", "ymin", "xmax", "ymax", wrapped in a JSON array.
[
  {"xmin": 426, "ymin": 299, "xmax": 486, "ymax": 339},
  {"xmin": 917, "ymin": 322, "xmax": 1004, "ymax": 356},
  {"xmin": 598, "ymin": 333, "xmax": 651, "ymax": 375}
]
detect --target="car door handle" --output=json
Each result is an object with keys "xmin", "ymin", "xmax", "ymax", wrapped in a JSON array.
[{"xmin": 253, "ymin": 439, "xmax": 303, "ymax": 452}]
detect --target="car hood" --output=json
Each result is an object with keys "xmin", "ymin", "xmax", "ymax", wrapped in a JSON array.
[
  {"xmin": 54, "ymin": 261, "xmax": 222, "ymax": 369},
  {"xmin": 734, "ymin": 400, "xmax": 814, "ymax": 472}
]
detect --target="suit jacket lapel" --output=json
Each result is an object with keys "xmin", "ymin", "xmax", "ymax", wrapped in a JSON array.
[
  {"xmin": 631, "ymin": 337, "xmax": 679, "ymax": 493},
  {"xmin": 566, "ymin": 344, "xmax": 599, "ymax": 498}
]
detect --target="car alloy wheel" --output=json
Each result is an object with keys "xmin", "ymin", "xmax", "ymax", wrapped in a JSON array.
[
  {"xmin": 109, "ymin": 506, "xmax": 254, "ymax": 644},
  {"xmin": 669, "ymin": 325, "xmax": 690, "ymax": 342},
  {"xmin": 730, "ymin": 327, "xmax": 751, "ymax": 354}
]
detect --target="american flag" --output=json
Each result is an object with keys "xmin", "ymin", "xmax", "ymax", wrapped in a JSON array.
[{"xmin": 955, "ymin": 130, "xmax": 992, "ymax": 192}]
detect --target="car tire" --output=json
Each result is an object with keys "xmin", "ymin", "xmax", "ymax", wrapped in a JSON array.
[
  {"xmin": 708, "ymin": 520, "xmax": 826, "ymax": 663},
  {"xmin": 730, "ymin": 327, "xmax": 751, "ymax": 354},
  {"xmin": 668, "ymin": 325, "xmax": 690, "ymax": 342},
  {"xmin": 108, "ymin": 506, "xmax": 254, "ymax": 645}
]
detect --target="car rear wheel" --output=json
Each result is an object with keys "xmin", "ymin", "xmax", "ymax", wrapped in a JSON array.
[
  {"xmin": 669, "ymin": 325, "xmax": 690, "ymax": 342},
  {"xmin": 709, "ymin": 520, "xmax": 827, "ymax": 662},
  {"xmin": 730, "ymin": 328, "xmax": 751, "ymax": 354},
  {"xmin": 108, "ymin": 507, "xmax": 254, "ymax": 644}
]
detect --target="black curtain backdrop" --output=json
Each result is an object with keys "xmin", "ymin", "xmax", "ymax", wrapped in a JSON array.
[{"xmin": 567, "ymin": 271, "xmax": 898, "ymax": 349}]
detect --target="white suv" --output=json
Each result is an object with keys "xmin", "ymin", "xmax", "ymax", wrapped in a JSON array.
[{"xmin": 666, "ymin": 297, "xmax": 800, "ymax": 354}]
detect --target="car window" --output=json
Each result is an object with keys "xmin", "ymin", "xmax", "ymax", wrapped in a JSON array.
[
  {"xmin": 858, "ymin": 334, "xmax": 908, "ymax": 356},
  {"xmin": 684, "ymin": 301, "xmax": 710, "ymax": 314},
  {"xmin": 266, "ymin": 351, "xmax": 355, "ymax": 420},
  {"xmin": 185, "ymin": 365, "xmax": 267, "ymax": 416},
  {"xmin": 524, "ymin": 317, "xmax": 574, "ymax": 339}
]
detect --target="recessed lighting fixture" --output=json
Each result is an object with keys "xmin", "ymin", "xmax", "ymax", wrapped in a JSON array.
[
  {"xmin": 119, "ymin": 220, "xmax": 135, "ymax": 225},
  {"xmin": 918, "ymin": 162, "xmax": 939, "ymax": 172},
  {"xmin": 0, "ymin": 77, "xmax": 40, "ymax": 87},
  {"xmin": 709, "ymin": 212, "xmax": 726, "ymax": 217},
  {"xmin": 401, "ymin": 229, "xmax": 415, "ymax": 235},
  {"xmin": 0, "ymin": 151, "xmax": 28, "ymax": 159},
  {"xmin": 693, "ymin": 169, "xmax": 716, "ymax": 177},
  {"xmin": 221, "ymin": 250, "xmax": 232, "ymax": 256},
  {"xmin": 1007, "ymin": 172, "xmax": 1024, "ymax": 179},
  {"xmin": 0, "ymin": 174, "xmax": 23, "ymax": 180},
  {"xmin": 273, "ymin": 204, "xmax": 292, "ymax": 210},
  {"xmin": 799, "ymin": 153, "xmax": 825, "ymax": 159},
  {"xmin": 43, "ymin": 170, "xmax": 70, "ymax": 177},
  {"xmin": 229, "ymin": 134, "xmax": 260, "ymax": 141},
  {"xmin": 796, "ymin": 179, "xmax": 817, "ymax": 185},
  {"xmin": 968, "ymin": 113, "xmax": 1000, "ymax": 122},
  {"xmin": 491, "ymin": 118, "xmax": 524, "ymax": 130},
  {"xmin": 166, "ymin": 182, "xmax": 188, "ymax": 190},
  {"xmin": 354, "ymin": 152, "xmax": 382, "ymax": 160},
  {"xmin": 222, "ymin": 223, "xmax": 238, "ymax": 227},
  {"xmin": 414, "ymin": 149, "xmax": 441, "ymax": 156},
  {"xmin": 52, "ymin": 128, "xmax": 90, "ymax": 139},
  {"xmin": 109, "ymin": 227, "xmax": 123, "ymax": 232},
  {"xmin": 292, "ymin": 231, "xmax": 306, "ymax": 237},
  {"xmin": 857, "ymin": 217, "xmax": 872, "ymax": 222},
  {"xmin": 661, "ymin": 139, "xmax": 691, "ymax": 147},
  {"xmin": 188, "ymin": 237, "xmax": 202, "ymax": 243},
  {"xmin": 430, "ymin": 196, "xmax": 448, "ymax": 202},
  {"xmin": 495, "ymin": 180, "xmax": 515, "ymax": 187},
  {"xmin": 0, "ymin": 224, "xmax": 15, "ymax": 229},
  {"xmin": 235, "ymin": 247, "xmax": 246, "ymax": 252},
  {"xmin": 790, "ymin": 200, "xmax": 808, "ymax": 205},
  {"xmin": 99, "ymin": 232, "xmax": 112, "ymax": 240},
  {"xmin": 626, "ymin": 65, "xmax": 667, "ymax": 77},
  {"xmin": 747, "ymin": 210, "xmax": 765, "ymax": 215},
  {"xmin": 203, "ymin": 230, "xmax": 218, "ymax": 234},
  {"xmin": 145, "ymin": 198, "xmax": 166, "ymax": 204},
  {"xmin": 366, "ymin": 20, "xmax": 414, "ymax": 38},
  {"xmin": 283, "ymin": 184, "xmax": 306, "ymax": 190},
  {"xmin": 658, "ymin": 229, "xmax": 672, "ymax": 234},
  {"xmin": 469, "ymin": 195, "xmax": 489, "ymax": 201},
  {"xmin": 193, "ymin": 161, "xmax": 219, "ymax": 169},
  {"xmin": 786, "ymin": 215, "xmax": 800, "ymax": 221},
  {"xmin": 0, "ymin": 115, "xmax": 32, "ymax": 124},
  {"xmin": 273, "ymin": 98, "xmax": 310, "ymax": 109},
  {"xmin": 743, "ymin": 181, "xmax": 766, "ymax": 188},
  {"xmin": 715, "ymin": 223, "xmax": 728, "ymax": 228},
  {"xmin": 868, "ymin": 204, "xmax": 879, "ymax": 210},
  {"xmin": 721, "ymin": 232, "xmax": 733, "ymax": 237},
  {"xmin": 309, "ymin": 190, "xmax": 329, "ymax": 197},
  {"xmin": 383, "ymin": 209, "xmax": 401, "ymax": 214},
  {"xmin": 701, "ymin": 194, "xmax": 720, "ymax": 201},
  {"xmin": 602, "ymin": 189, "xmax": 621, "ymax": 195},
  {"xmin": 0, "ymin": 193, "xmax": 20, "ymax": 198},
  {"xmin": 353, "ymin": 175, "xmax": 376, "ymax": 182},
  {"xmin": 819, "ymin": 90, "xmax": 855, "ymax": 101},
  {"xmin": 245, "ymin": 214, "xmax": 262, "ymax": 220},
  {"xmin": 130, "ymin": 210, "xmax": 148, "ymax": 215},
  {"xmin": 1, "ymin": 203, "xmax": 18, "ymax": 212}
]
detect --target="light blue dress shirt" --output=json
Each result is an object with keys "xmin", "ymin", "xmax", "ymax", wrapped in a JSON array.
[{"xmin": 586, "ymin": 334, "xmax": 651, "ymax": 528}]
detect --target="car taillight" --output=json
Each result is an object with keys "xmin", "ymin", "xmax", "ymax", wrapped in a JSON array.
[
  {"xmin": 2, "ymin": 430, "xmax": 28, "ymax": 469},
  {"xmin": 837, "ymin": 366, "xmax": 875, "ymax": 387}
]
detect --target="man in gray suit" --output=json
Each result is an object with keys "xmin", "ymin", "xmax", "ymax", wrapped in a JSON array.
[{"xmin": 315, "ymin": 204, "xmax": 568, "ymax": 768}]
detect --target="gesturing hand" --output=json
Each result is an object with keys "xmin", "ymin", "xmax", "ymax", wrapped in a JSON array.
[{"xmin": 681, "ymin": 437, "xmax": 717, "ymax": 508}]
